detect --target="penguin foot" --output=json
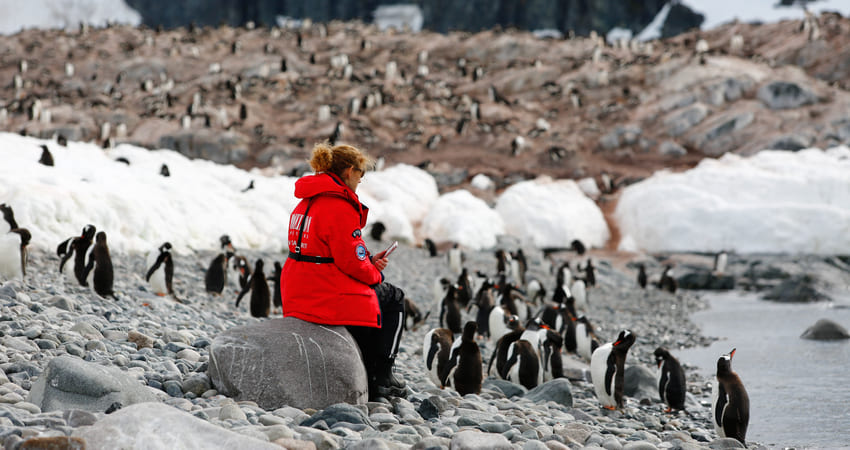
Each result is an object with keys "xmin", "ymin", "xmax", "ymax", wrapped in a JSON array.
[
  {"xmin": 664, "ymin": 407, "xmax": 673, "ymax": 413},
  {"xmin": 602, "ymin": 405, "xmax": 617, "ymax": 411},
  {"xmin": 155, "ymin": 293, "xmax": 166, "ymax": 297}
]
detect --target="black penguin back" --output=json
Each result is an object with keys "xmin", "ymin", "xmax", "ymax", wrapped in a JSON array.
[
  {"xmin": 90, "ymin": 231, "xmax": 114, "ymax": 297},
  {"xmin": 205, "ymin": 253, "xmax": 228, "ymax": 294},
  {"xmin": 249, "ymin": 259, "xmax": 270, "ymax": 318},
  {"xmin": 654, "ymin": 347, "xmax": 687, "ymax": 411},
  {"xmin": 39, "ymin": 145, "xmax": 54, "ymax": 166},
  {"xmin": 452, "ymin": 321, "xmax": 482, "ymax": 395}
]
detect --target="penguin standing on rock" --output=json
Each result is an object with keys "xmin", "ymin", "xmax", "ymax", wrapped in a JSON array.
[
  {"xmin": 422, "ymin": 327, "xmax": 453, "ymax": 387},
  {"xmin": 712, "ymin": 349, "xmax": 749, "ymax": 445},
  {"xmin": 205, "ymin": 235, "xmax": 234, "ymax": 295},
  {"xmin": 145, "ymin": 242, "xmax": 175, "ymax": 298},
  {"xmin": 443, "ymin": 321, "xmax": 483, "ymax": 396},
  {"xmin": 637, "ymin": 263, "xmax": 647, "ymax": 289},
  {"xmin": 235, "ymin": 258, "xmax": 270, "ymax": 318},
  {"xmin": 58, "ymin": 225, "xmax": 96, "ymax": 286},
  {"xmin": 84, "ymin": 231, "xmax": 114, "ymax": 297},
  {"xmin": 654, "ymin": 347, "xmax": 687, "ymax": 412},
  {"xmin": 591, "ymin": 329, "xmax": 637, "ymax": 410}
]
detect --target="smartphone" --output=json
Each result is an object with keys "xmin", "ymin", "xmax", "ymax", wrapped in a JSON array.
[{"xmin": 382, "ymin": 241, "xmax": 398, "ymax": 258}]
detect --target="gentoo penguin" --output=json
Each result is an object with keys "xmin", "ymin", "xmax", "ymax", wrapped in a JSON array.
[
  {"xmin": 370, "ymin": 222, "xmax": 386, "ymax": 241},
  {"xmin": 145, "ymin": 242, "xmax": 174, "ymax": 297},
  {"xmin": 272, "ymin": 261, "xmax": 282, "ymax": 314},
  {"xmin": 439, "ymin": 284, "xmax": 462, "ymax": 334},
  {"xmin": 160, "ymin": 163, "xmax": 170, "ymax": 177},
  {"xmin": 712, "ymin": 349, "xmax": 749, "ymax": 444},
  {"xmin": 576, "ymin": 316, "xmax": 600, "ymax": 362},
  {"xmin": 423, "ymin": 238, "xmax": 437, "ymax": 257},
  {"xmin": 404, "ymin": 297, "xmax": 429, "ymax": 331},
  {"xmin": 58, "ymin": 225, "xmax": 96, "ymax": 286},
  {"xmin": 590, "ymin": 330, "xmax": 637, "ymax": 410},
  {"xmin": 443, "ymin": 321, "xmax": 483, "ymax": 396},
  {"xmin": 654, "ymin": 347, "xmax": 687, "ymax": 412},
  {"xmin": 504, "ymin": 339, "xmax": 540, "ymax": 389},
  {"xmin": 511, "ymin": 249, "xmax": 527, "ymax": 286},
  {"xmin": 571, "ymin": 278, "xmax": 588, "ymax": 313},
  {"xmin": 39, "ymin": 144, "xmax": 54, "ymax": 166},
  {"xmin": 540, "ymin": 329, "xmax": 565, "ymax": 382},
  {"xmin": 571, "ymin": 239, "xmax": 586, "ymax": 255},
  {"xmin": 235, "ymin": 258, "xmax": 270, "ymax": 318},
  {"xmin": 585, "ymin": 258, "xmax": 596, "ymax": 287},
  {"xmin": 422, "ymin": 327, "xmax": 453, "ymax": 387},
  {"xmin": 205, "ymin": 234, "xmax": 235, "ymax": 294},
  {"xmin": 556, "ymin": 262, "xmax": 572, "ymax": 288},
  {"xmin": 1, "ymin": 203, "xmax": 18, "ymax": 232},
  {"xmin": 241, "ymin": 180, "xmax": 255, "ymax": 192},
  {"xmin": 658, "ymin": 265, "xmax": 677, "ymax": 293},
  {"xmin": 84, "ymin": 231, "xmax": 114, "ymax": 297},
  {"xmin": 637, "ymin": 263, "xmax": 647, "ymax": 289},
  {"xmin": 231, "ymin": 255, "xmax": 252, "ymax": 291},
  {"xmin": 0, "ymin": 228, "xmax": 31, "ymax": 281}
]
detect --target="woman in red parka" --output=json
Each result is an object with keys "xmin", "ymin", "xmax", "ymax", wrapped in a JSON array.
[{"xmin": 282, "ymin": 142, "xmax": 406, "ymax": 400}]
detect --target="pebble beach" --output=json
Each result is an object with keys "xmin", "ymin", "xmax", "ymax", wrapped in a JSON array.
[{"xmin": 0, "ymin": 242, "xmax": 765, "ymax": 449}]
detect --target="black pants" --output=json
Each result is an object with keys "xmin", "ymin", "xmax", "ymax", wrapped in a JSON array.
[{"xmin": 347, "ymin": 282, "xmax": 406, "ymax": 371}]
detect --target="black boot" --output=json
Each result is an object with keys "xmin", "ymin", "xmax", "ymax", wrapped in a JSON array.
[{"xmin": 373, "ymin": 357, "xmax": 407, "ymax": 399}]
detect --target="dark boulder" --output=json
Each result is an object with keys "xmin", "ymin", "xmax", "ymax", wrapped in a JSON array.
[{"xmin": 800, "ymin": 319, "xmax": 850, "ymax": 340}]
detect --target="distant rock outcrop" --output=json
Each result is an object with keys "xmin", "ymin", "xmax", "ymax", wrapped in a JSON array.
[
  {"xmin": 800, "ymin": 319, "xmax": 850, "ymax": 340},
  {"xmin": 207, "ymin": 317, "xmax": 368, "ymax": 410}
]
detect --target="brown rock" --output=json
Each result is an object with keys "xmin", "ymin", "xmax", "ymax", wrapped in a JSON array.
[{"xmin": 19, "ymin": 436, "xmax": 86, "ymax": 450}]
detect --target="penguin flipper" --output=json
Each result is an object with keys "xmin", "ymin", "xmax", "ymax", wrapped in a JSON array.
[
  {"xmin": 146, "ymin": 253, "xmax": 167, "ymax": 281},
  {"xmin": 658, "ymin": 367, "xmax": 669, "ymax": 404},
  {"xmin": 235, "ymin": 278, "xmax": 251, "ymax": 307},
  {"xmin": 604, "ymin": 353, "xmax": 616, "ymax": 397},
  {"xmin": 715, "ymin": 383, "xmax": 728, "ymax": 429}
]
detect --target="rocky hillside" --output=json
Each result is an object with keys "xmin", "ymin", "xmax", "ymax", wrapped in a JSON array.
[{"xmin": 2, "ymin": 12, "xmax": 850, "ymax": 195}]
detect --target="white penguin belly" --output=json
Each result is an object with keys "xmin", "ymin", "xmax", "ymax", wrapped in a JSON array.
[
  {"xmin": 590, "ymin": 343, "xmax": 616, "ymax": 407},
  {"xmin": 0, "ymin": 234, "xmax": 22, "ymax": 280}
]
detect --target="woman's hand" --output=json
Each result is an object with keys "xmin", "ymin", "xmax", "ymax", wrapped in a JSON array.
[{"xmin": 372, "ymin": 255, "xmax": 388, "ymax": 271}]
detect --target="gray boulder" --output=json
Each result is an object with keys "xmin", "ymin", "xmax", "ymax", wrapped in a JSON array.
[
  {"xmin": 207, "ymin": 317, "xmax": 368, "ymax": 410},
  {"xmin": 764, "ymin": 274, "xmax": 829, "ymax": 302},
  {"xmin": 525, "ymin": 378, "xmax": 573, "ymax": 407},
  {"xmin": 73, "ymin": 402, "xmax": 279, "ymax": 449},
  {"xmin": 800, "ymin": 319, "xmax": 850, "ymax": 340},
  {"xmin": 28, "ymin": 355, "xmax": 160, "ymax": 413},
  {"xmin": 624, "ymin": 365, "xmax": 660, "ymax": 402},
  {"xmin": 677, "ymin": 269, "xmax": 736, "ymax": 290}
]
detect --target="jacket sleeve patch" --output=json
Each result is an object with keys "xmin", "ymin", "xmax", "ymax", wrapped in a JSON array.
[
  {"xmin": 356, "ymin": 244, "xmax": 368, "ymax": 260},
  {"xmin": 352, "ymin": 229, "xmax": 361, "ymax": 238}
]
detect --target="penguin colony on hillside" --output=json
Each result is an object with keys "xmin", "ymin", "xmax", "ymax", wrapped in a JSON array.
[{"xmin": 419, "ymin": 240, "xmax": 750, "ymax": 445}]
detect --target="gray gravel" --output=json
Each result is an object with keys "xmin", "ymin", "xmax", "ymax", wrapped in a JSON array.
[{"xmin": 0, "ymin": 241, "xmax": 771, "ymax": 449}]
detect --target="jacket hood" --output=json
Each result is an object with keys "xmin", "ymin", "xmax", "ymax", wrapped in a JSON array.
[{"xmin": 294, "ymin": 172, "xmax": 368, "ymax": 218}]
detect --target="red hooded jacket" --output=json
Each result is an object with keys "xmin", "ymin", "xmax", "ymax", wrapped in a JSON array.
[{"xmin": 281, "ymin": 172, "xmax": 383, "ymax": 327}]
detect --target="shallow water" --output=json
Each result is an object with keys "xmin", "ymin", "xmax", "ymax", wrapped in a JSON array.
[{"xmin": 679, "ymin": 291, "xmax": 850, "ymax": 449}]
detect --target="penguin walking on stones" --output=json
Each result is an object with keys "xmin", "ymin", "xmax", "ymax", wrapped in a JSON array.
[
  {"xmin": 0, "ymin": 204, "xmax": 31, "ymax": 281},
  {"xmin": 658, "ymin": 265, "xmax": 677, "ymax": 293},
  {"xmin": 585, "ymin": 258, "xmax": 596, "ymax": 287},
  {"xmin": 654, "ymin": 347, "xmax": 687, "ymax": 412},
  {"xmin": 590, "ymin": 330, "xmax": 637, "ymax": 410},
  {"xmin": 576, "ymin": 316, "xmax": 600, "ymax": 362},
  {"xmin": 404, "ymin": 297, "xmax": 429, "ymax": 331},
  {"xmin": 503, "ymin": 339, "xmax": 540, "ymax": 390},
  {"xmin": 84, "ymin": 231, "xmax": 114, "ymax": 297},
  {"xmin": 439, "ymin": 284, "xmax": 462, "ymax": 334},
  {"xmin": 637, "ymin": 263, "xmax": 647, "ymax": 289},
  {"xmin": 231, "ymin": 255, "xmax": 252, "ymax": 292},
  {"xmin": 272, "ymin": 261, "xmax": 282, "ymax": 314},
  {"xmin": 443, "ymin": 321, "xmax": 483, "ymax": 396},
  {"xmin": 58, "ymin": 224, "xmax": 96, "ymax": 286},
  {"xmin": 235, "ymin": 258, "xmax": 270, "ymax": 318},
  {"xmin": 205, "ymin": 235, "xmax": 234, "ymax": 295},
  {"xmin": 370, "ymin": 222, "xmax": 386, "ymax": 241},
  {"xmin": 712, "ymin": 349, "xmax": 749, "ymax": 445},
  {"xmin": 145, "ymin": 242, "xmax": 175, "ymax": 298},
  {"xmin": 422, "ymin": 327, "xmax": 453, "ymax": 387}
]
